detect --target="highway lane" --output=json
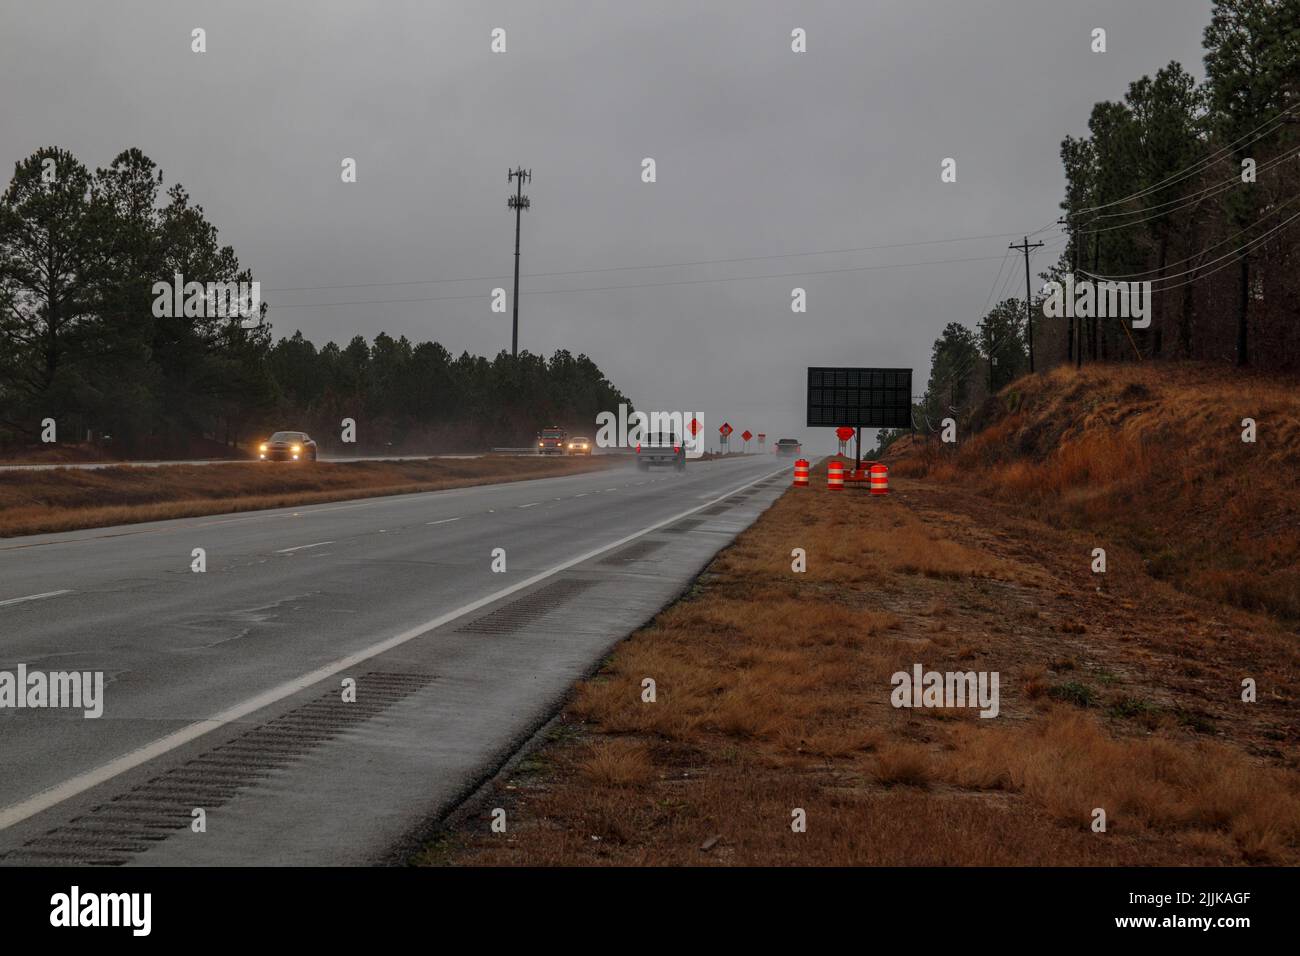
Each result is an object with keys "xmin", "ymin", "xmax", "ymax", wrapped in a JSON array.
[{"xmin": 0, "ymin": 454, "xmax": 789, "ymax": 864}]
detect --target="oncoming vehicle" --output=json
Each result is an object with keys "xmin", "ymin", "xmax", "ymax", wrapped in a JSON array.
[
  {"xmin": 775, "ymin": 438, "xmax": 802, "ymax": 458},
  {"xmin": 259, "ymin": 431, "xmax": 318, "ymax": 462},
  {"xmin": 537, "ymin": 426, "xmax": 567, "ymax": 455},
  {"xmin": 567, "ymin": 436, "xmax": 593, "ymax": 456},
  {"xmin": 636, "ymin": 431, "xmax": 685, "ymax": 472}
]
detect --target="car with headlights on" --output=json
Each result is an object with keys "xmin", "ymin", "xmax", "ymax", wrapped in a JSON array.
[
  {"xmin": 258, "ymin": 431, "xmax": 318, "ymax": 462},
  {"xmin": 566, "ymin": 436, "xmax": 593, "ymax": 455}
]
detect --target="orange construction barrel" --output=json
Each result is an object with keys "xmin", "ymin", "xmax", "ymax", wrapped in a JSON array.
[
  {"xmin": 827, "ymin": 460, "xmax": 845, "ymax": 491},
  {"xmin": 792, "ymin": 458, "xmax": 809, "ymax": 487},
  {"xmin": 869, "ymin": 463, "xmax": 889, "ymax": 496}
]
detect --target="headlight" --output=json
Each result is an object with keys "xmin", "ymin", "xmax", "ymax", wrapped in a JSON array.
[
  {"xmin": 291, "ymin": 444, "xmax": 301, "ymax": 453},
  {"xmin": 539, "ymin": 441, "xmax": 544, "ymax": 446},
  {"xmin": 259, "ymin": 443, "xmax": 268, "ymax": 452}
]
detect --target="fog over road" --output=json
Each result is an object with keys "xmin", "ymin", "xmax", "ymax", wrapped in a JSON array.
[{"xmin": 0, "ymin": 455, "xmax": 786, "ymax": 864}]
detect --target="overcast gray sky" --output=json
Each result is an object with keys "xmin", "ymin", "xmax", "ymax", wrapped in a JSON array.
[{"xmin": 1, "ymin": 0, "xmax": 1213, "ymax": 452}]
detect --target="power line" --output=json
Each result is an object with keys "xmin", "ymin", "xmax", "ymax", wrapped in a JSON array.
[
  {"xmin": 262, "ymin": 227, "xmax": 1055, "ymax": 295},
  {"xmin": 920, "ymin": 251, "xmax": 1016, "ymax": 412},
  {"xmin": 266, "ymin": 252, "xmax": 1015, "ymax": 310},
  {"xmin": 926, "ymin": 243, "xmax": 1047, "ymax": 406},
  {"xmin": 1076, "ymin": 149, "xmax": 1297, "ymax": 235},
  {"xmin": 1100, "ymin": 205, "xmax": 1300, "ymax": 292},
  {"xmin": 1084, "ymin": 149, "xmax": 1295, "ymax": 222},
  {"xmin": 1076, "ymin": 102, "xmax": 1300, "ymax": 214},
  {"xmin": 1078, "ymin": 190, "xmax": 1300, "ymax": 280},
  {"xmin": 979, "ymin": 250, "xmax": 1014, "ymax": 316}
]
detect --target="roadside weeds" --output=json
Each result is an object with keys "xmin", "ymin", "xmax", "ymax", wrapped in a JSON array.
[{"xmin": 419, "ymin": 459, "xmax": 1300, "ymax": 866}]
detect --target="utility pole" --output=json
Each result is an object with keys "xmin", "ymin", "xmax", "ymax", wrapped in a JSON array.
[
  {"xmin": 507, "ymin": 167, "xmax": 532, "ymax": 357},
  {"xmin": 1010, "ymin": 236, "xmax": 1045, "ymax": 373}
]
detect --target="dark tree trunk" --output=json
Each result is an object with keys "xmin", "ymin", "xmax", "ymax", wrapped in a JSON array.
[
  {"xmin": 1179, "ymin": 214, "xmax": 1200, "ymax": 358},
  {"xmin": 1236, "ymin": 254, "xmax": 1249, "ymax": 367},
  {"xmin": 1154, "ymin": 231, "xmax": 1169, "ymax": 358},
  {"xmin": 1089, "ymin": 231, "xmax": 1100, "ymax": 360}
]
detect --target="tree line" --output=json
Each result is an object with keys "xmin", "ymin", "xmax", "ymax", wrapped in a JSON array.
[
  {"xmin": 882, "ymin": 0, "xmax": 1299, "ymax": 452},
  {"xmin": 0, "ymin": 147, "xmax": 630, "ymax": 455}
]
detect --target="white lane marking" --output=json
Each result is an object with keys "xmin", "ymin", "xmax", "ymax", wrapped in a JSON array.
[
  {"xmin": 517, "ymin": 502, "xmax": 539, "ymax": 509},
  {"xmin": 574, "ymin": 493, "xmax": 587, "ymax": 498},
  {"xmin": 274, "ymin": 541, "xmax": 334, "ymax": 554},
  {"xmin": 0, "ymin": 589, "xmax": 73, "ymax": 608},
  {"xmin": 604, "ymin": 488, "xmax": 617, "ymax": 492},
  {"xmin": 0, "ymin": 464, "xmax": 785, "ymax": 831},
  {"xmin": 426, "ymin": 517, "xmax": 461, "ymax": 526}
]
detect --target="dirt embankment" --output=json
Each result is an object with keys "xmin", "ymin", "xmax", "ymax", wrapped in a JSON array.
[
  {"xmin": 889, "ymin": 363, "xmax": 1300, "ymax": 622},
  {"xmin": 421, "ymin": 366, "xmax": 1299, "ymax": 867},
  {"xmin": 0, "ymin": 456, "xmax": 617, "ymax": 538}
]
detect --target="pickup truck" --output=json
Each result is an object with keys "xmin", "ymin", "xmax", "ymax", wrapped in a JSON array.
[
  {"xmin": 636, "ymin": 431, "xmax": 685, "ymax": 472},
  {"xmin": 774, "ymin": 438, "xmax": 802, "ymax": 458}
]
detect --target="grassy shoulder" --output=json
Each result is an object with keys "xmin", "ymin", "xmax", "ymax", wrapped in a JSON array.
[
  {"xmin": 0, "ymin": 455, "xmax": 617, "ymax": 537},
  {"xmin": 420, "ymin": 457, "xmax": 1299, "ymax": 866}
]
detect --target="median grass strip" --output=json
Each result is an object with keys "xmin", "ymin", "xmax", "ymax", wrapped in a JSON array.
[
  {"xmin": 0, "ymin": 456, "xmax": 616, "ymax": 537},
  {"xmin": 422, "ymin": 456, "xmax": 1300, "ymax": 866}
]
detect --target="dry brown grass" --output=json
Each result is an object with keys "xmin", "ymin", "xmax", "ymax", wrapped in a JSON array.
[
  {"xmin": 0, "ymin": 455, "xmax": 616, "ymax": 537},
  {"xmin": 944, "ymin": 708, "xmax": 1300, "ymax": 861},
  {"xmin": 427, "ymin": 431, "xmax": 1300, "ymax": 866},
  {"xmin": 578, "ymin": 739, "xmax": 657, "ymax": 788},
  {"xmin": 873, "ymin": 743, "xmax": 934, "ymax": 788},
  {"xmin": 888, "ymin": 363, "xmax": 1300, "ymax": 620}
]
